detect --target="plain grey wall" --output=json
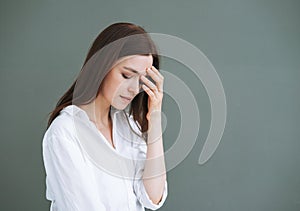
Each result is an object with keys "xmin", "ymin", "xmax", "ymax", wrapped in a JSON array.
[{"xmin": 1, "ymin": 0, "xmax": 299, "ymax": 210}]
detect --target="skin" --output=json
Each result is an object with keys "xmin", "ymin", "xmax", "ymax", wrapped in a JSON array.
[{"xmin": 79, "ymin": 54, "xmax": 166, "ymax": 204}]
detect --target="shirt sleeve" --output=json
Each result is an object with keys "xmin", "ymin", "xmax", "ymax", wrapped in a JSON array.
[
  {"xmin": 132, "ymin": 145, "xmax": 168, "ymax": 210},
  {"xmin": 42, "ymin": 134, "xmax": 105, "ymax": 211}
]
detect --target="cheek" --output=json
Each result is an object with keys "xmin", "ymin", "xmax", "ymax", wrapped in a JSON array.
[
  {"xmin": 104, "ymin": 77, "xmax": 127, "ymax": 97},
  {"xmin": 114, "ymin": 82, "xmax": 129, "ymax": 97}
]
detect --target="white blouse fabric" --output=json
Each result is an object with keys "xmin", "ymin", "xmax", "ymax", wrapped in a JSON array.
[{"xmin": 42, "ymin": 105, "xmax": 168, "ymax": 211}]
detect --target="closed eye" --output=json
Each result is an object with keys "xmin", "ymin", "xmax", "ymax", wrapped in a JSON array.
[{"xmin": 122, "ymin": 73, "xmax": 131, "ymax": 79}]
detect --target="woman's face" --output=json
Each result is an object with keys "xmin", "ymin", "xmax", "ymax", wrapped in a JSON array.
[{"xmin": 98, "ymin": 54, "xmax": 153, "ymax": 110}]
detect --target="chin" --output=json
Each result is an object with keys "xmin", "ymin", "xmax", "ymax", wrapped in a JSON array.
[
  {"xmin": 111, "ymin": 96, "xmax": 132, "ymax": 110},
  {"xmin": 111, "ymin": 102, "xmax": 130, "ymax": 111}
]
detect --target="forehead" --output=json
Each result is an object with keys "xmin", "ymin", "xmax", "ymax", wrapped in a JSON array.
[
  {"xmin": 123, "ymin": 55, "xmax": 152, "ymax": 65},
  {"xmin": 115, "ymin": 55, "xmax": 153, "ymax": 73}
]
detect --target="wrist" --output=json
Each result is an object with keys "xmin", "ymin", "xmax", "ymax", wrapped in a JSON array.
[{"xmin": 146, "ymin": 109, "xmax": 162, "ymax": 121}]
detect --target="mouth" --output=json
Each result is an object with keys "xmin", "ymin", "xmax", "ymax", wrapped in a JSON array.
[{"xmin": 120, "ymin": 95, "xmax": 133, "ymax": 102}]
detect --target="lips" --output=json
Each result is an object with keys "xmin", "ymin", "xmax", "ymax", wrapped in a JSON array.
[{"xmin": 120, "ymin": 96, "xmax": 133, "ymax": 101}]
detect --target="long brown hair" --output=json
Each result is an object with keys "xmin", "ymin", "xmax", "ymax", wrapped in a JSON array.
[{"xmin": 47, "ymin": 22, "xmax": 160, "ymax": 138}]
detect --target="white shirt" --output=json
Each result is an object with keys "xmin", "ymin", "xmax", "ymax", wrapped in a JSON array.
[{"xmin": 42, "ymin": 105, "xmax": 168, "ymax": 211}]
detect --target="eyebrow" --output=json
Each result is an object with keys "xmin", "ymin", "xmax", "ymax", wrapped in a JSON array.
[{"xmin": 123, "ymin": 66, "xmax": 145, "ymax": 75}]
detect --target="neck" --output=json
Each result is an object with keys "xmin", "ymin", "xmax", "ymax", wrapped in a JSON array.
[{"xmin": 79, "ymin": 95, "xmax": 111, "ymax": 128}]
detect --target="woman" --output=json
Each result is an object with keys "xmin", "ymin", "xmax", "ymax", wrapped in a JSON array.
[{"xmin": 42, "ymin": 22, "xmax": 168, "ymax": 210}]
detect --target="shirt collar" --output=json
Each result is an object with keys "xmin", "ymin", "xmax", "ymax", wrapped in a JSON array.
[{"xmin": 61, "ymin": 104, "xmax": 122, "ymax": 121}]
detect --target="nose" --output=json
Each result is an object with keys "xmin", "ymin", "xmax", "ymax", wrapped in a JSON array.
[{"xmin": 128, "ymin": 76, "xmax": 142, "ymax": 96}]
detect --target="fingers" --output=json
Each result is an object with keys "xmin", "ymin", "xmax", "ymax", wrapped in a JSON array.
[
  {"xmin": 149, "ymin": 66, "xmax": 163, "ymax": 80},
  {"xmin": 142, "ymin": 84, "xmax": 155, "ymax": 98},
  {"xmin": 141, "ymin": 75, "xmax": 157, "ymax": 91},
  {"xmin": 150, "ymin": 66, "xmax": 164, "ymax": 91},
  {"xmin": 141, "ymin": 66, "xmax": 164, "ymax": 92}
]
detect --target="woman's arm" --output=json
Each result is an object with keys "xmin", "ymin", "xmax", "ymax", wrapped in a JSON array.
[
  {"xmin": 142, "ymin": 111, "xmax": 167, "ymax": 204},
  {"xmin": 140, "ymin": 65, "xmax": 167, "ymax": 205},
  {"xmin": 43, "ymin": 134, "xmax": 105, "ymax": 210}
]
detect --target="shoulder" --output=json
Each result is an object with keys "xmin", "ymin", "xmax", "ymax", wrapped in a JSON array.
[{"xmin": 43, "ymin": 110, "xmax": 77, "ymax": 147}]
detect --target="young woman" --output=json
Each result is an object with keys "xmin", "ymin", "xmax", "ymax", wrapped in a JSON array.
[{"xmin": 42, "ymin": 22, "xmax": 168, "ymax": 210}]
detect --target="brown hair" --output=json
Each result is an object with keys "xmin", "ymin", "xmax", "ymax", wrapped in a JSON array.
[{"xmin": 46, "ymin": 22, "xmax": 160, "ymax": 139}]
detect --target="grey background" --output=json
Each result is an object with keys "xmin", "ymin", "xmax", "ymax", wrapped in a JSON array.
[{"xmin": 1, "ymin": 0, "xmax": 299, "ymax": 210}]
